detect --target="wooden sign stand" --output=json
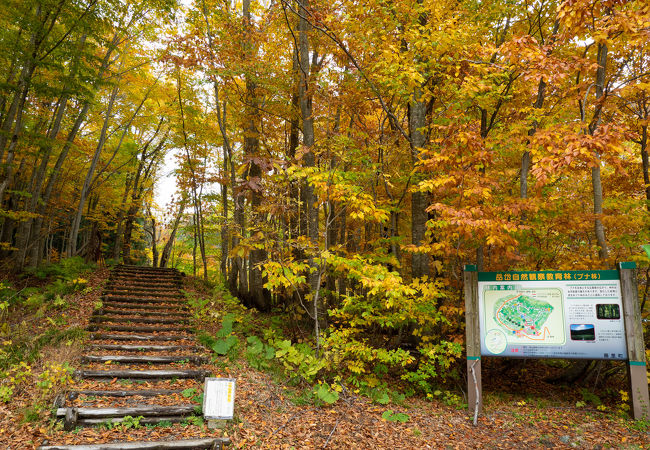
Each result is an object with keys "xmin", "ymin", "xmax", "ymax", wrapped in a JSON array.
[
  {"xmin": 463, "ymin": 265, "xmax": 482, "ymax": 419},
  {"xmin": 618, "ymin": 262, "xmax": 649, "ymax": 420},
  {"xmin": 464, "ymin": 262, "xmax": 649, "ymax": 422}
]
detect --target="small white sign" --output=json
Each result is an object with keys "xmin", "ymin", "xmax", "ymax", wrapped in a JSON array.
[{"xmin": 203, "ymin": 377, "xmax": 236, "ymax": 420}]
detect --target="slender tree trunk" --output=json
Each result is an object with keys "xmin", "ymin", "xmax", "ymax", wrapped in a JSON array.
[
  {"xmin": 589, "ymin": 43, "xmax": 609, "ymax": 260},
  {"xmin": 243, "ymin": 0, "xmax": 270, "ymax": 310},
  {"xmin": 410, "ymin": 97, "xmax": 428, "ymax": 279},
  {"xmin": 641, "ymin": 125, "xmax": 650, "ymax": 212},
  {"xmin": 159, "ymin": 202, "xmax": 185, "ymax": 268},
  {"xmin": 297, "ymin": 0, "xmax": 322, "ymax": 343},
  {"xmin": 220, "ymin": 146, "xmax": 229, "ymax": 276},
  {"xmin": 150, "ymin": 214, "xmax": 158, "ymax": 267},
  {"xmin": 68, "ymin": 82, "xmax": 119, "ymax": 256},
  {"xmin": 520, "ymin": 22, "xmax": 558, "ymax": 200},
  {"xmin": 409, "ymin": 0, "xmax": 429, "ymax": 279}
]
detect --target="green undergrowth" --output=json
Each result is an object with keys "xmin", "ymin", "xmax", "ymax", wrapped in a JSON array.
[
  {"xmin": 0, "ymin": 257, "xmax": 95, "ymax": 418},
  {"xmin": 188, "ymin": 278, "xmax": 463, "ymax": 411}
]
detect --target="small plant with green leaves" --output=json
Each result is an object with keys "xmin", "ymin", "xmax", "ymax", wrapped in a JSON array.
[
  {"xmin": 0, "ymin": 361, "xmax": 33, "ymax": 402},
  {"xmin": 245, "ymin": 336, "xmax": 275, "ymax": 370},
  {"xmin": 145, "ymin": 420, "xmax": 173, "ymax": 429},
  {"xmin": 96, "ymin": 420, "xmax": 116, "ymax": 431},
  {"xmin": 36, "ymin": 362, "xmax": 74, "ymax": 404},
  {"xmin": 200, "ymin": 314, "xmax": 240, "ymax": 357},
  {"xmin": 428, "ymin": 389, "xmax": 465, "ymax": 408},
  {"xmin": 381, "ymin": 410, "xmax": 409, "ymax": 423},
  {"xmin": 182, "ymin": 415, "xmax": 204, "ymax": 426},
  {"xmin": 182, "ymin": 387, "xmax": 204, "ymax": 404},
  {"xmin": 313, "ymin": 382, "xmax": 339, "ymax": 405},
  {"xmin": 272, "ymin": 339, "xmax": 326, "ymax": 383},
  {"xmin": 120, "ymin": 415, "xmax": 144, "ymax": 430}
]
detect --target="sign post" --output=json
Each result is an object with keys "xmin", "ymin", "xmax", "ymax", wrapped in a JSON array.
[
  {"xmin": 464, "ymin": 263, "xmax": 649, "ymax": 421},
  {"xmin": 618, "ymin": 262, "xmax": 649, "ymax": 420},
  {"xmin": 464, "ymin": 265, "xmax": 481, "ymax": 418}
]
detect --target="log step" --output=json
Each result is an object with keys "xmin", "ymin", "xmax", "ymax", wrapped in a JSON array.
[
  {"xmin": 56, "ymin": 405, "xmax": 197, "ymax": 418},
  {"xmin": 77, "ymin": 369, "xmax": 207, "ymax": 380},
  {"xmin": 88, "ymin": 325, "xmax": 192, "ymax": 333},
  {"xmin": 99, "ymin": 309, "xmax": 190, "ymax": 318},
  {"xmin": 102, "ymin": 302, "xmax": 188, "ymax": 311},
  {"xmin": 112, "ymin": 270, "xmax": 181, "ymax": 277},
  {"xmin": 103, "ymin": 295, "xmax": 184, "ymax": 303},
  {"xmin": 88, "ymin": 344, "xmax": 199, "ymax": 352},
  {"xmin": 90, "ymin": 333, "xmax": 190, "ymax": 342},
  {"xmin": 111, "ymin": 272, "xmax": 181, "ymax": 278},
  {"xmin": 38, "ymin": 437, "xmax": 229, "ymax": 449},
  {"xmin": 104, "ymin": 289, "xmax": 183, "ymax": 300},
  {"xmin": 90, "ymin": 316, "xmax": 189, "ymax": 325},
  {"xmin": 107, "ymin": 282, "xmax": 181, "ymax": 289},
  {"xmin": 81, "ymin": 355, "xmax": 208, "ymax": 364},
  {"xmin": 68, "ymin": 389, "xmax": 185, "ymax": 399},
  {"xmin": 105, "ymin": 286, "xmax": 180, "ymax": 291}
]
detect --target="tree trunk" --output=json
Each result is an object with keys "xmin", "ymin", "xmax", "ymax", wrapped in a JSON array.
[
  {"xmin": 589, "ymin": 43, "xmax": 609, "ymax": 261},
  {"xmin": 297, "ymin": 0, "xmax": 322, "ymax": 345},
  {"xmin": 641, "ymin": 125, "xmax": 649, "ymax": 212},
  {"xmin": 150, "ymin": 214, "xmax": 158, "ymax": 268},
  {"xmin": 159, "ymin": 202, "xmax": 185, "ymax": 268},
  {"xmin": 410, "ymin": 93, "xmax": 429, "ymax": 279},
  {"xmin": 68, "ymin": 82, "xmax": 119, "ymax": 256},
  {"xmin": 243, "ymin": 0, "xmax": 270, "ymax": 310}
]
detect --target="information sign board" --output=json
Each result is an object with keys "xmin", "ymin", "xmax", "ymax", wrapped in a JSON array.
[
  {"xmin": 478, "ymin": 270, "xmax": 627, "ymax": 359},
  {"xmin": 203, "ymin": 377, "xmax": 236, "ymax": 420}
]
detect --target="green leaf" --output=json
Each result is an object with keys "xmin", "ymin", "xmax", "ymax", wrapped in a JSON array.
[
  {"xmin": 314, "ymin": 384, "xmax": 339, "ymax": 404},
  {"xmin": 181, "ymin": 388, "xmax": 196, "ymax": 398},
  {"xmin": 381, "ymin": 409, "xmax": 409, "ymax": 422},
  {"xmin": 215, "ymin": 313, "xmax": 236, "ymax": 338},
  {"xmin": 264, "ymin": 345, "xmax": 276, "ymax": 360},
  {"xmin": 373, "ymin": 391, "xmax": 390, "ymax": 405},
  {"xmin": 212, "ymin": 335, "xmax": 238, "ymax": 355}
]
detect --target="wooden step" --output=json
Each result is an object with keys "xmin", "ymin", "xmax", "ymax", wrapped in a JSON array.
[
  {"xmin": 105, "ymin": 289, "xmax": 180, "ymax": 296},
  {"xmin": 56, "ymin": 405, "xmax": 197, "ymax": 419},
  {"xmin": 81, "ymin": 355, "xmax": 208, "ymax": 364},
  {"xmin": 68, "ymin": 389, "xmax": 185, "ymax": 399},
  {"xmin": 88, "ymin": 344, "xmax": 199, "ymax": 352},
  {"xmin": 90, "ymin": 316, "xmax": 190, "ymax": 325},
  {"xmin": 102, "ymin": 302, "xmax": 188, "ymax": 311},
  {"xmin": 77, "ymin": 369, "xmax": 207, "ymax": 380},
  {"xmin": 88, "ymin": 324, "xmax": 192, "ymax": 333},
  {"xmin": 107, "ymin": 280, "xmax": 181, "ymax": 288},
  {"xmin": 90, "ymin": 333, "xmax": 190, "ymax": 342},
  {"xmin": 112, "ymin": 270, "xmax": 181, "ymax": 277},
  {"xmin": 38, "ymin": 437, "xmax": 229, "ymax": 449},
  {"xmin": 111, "ymin": 270, "xmax": 180, "ymax": 276},
  {"xmin": 103, "ymin": 295, "xmax": 184, "ymax": 302},
  {"xmin": 98, "ymin": 309, "xmax": 190, "ymax": 318},
  {"xmin": 106, "ymin": 286, "xmax": 181, "ymax": 293}
]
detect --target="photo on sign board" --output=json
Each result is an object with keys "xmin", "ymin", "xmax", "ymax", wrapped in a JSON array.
[
  {"xmin": 569, "ymin": 324, "xmax": 595, "ymax": 341},
  {"xmin": 596, "ymin": 304, "xmax": 620, "ymax": 320}
]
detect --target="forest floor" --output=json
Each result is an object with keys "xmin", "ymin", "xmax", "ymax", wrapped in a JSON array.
[{"xmin": 1, "ymin": 267, "xmax": 648, "ymax": 449}]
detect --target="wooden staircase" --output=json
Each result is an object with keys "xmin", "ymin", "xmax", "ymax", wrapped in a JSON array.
[{"xmin": 39, "ymin": 265, "xmax": 229, "ymax": 450}]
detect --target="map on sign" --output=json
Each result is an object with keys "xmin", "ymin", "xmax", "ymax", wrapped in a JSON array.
[
  {"xmin": 494, "ymin": 293, "xmax": 553, "ymax": 338},
  {"xmin": 482, "ymin": 287, "xmax": 565, "ymax": 354}
]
